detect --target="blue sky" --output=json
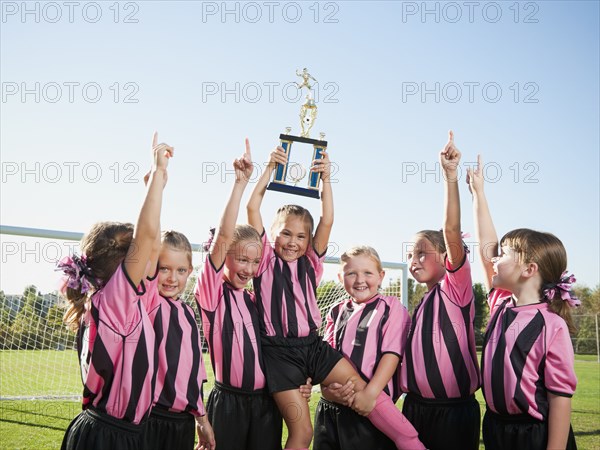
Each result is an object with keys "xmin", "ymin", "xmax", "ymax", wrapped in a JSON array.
[{"xmin": 1, "ymin": 1, "xmax": 599, "ymax": 294}]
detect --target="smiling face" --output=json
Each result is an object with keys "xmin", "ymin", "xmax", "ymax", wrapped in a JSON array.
[
  {"xmin": 157, "ymin": 247, "xmax": 192, "ymax": 300},
  {"xmin": 407, "ymin": 236, "xmax": 447, "ymax": 290},
  {"xmin": 339, "ymin": 253, "xmax": 385, "ymax": 304},
  {"xmin": 272, "ymin": 215, "xmax": 311, "ymax": 262},
  {"xmin": 224, "ymin": 240, "xmax": 262, "ymax": 289}
]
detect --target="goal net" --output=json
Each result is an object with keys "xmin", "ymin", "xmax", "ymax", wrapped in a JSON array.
[{"xmin": 0, "ymin": 226, "xmax": 408, "ymax": 400}]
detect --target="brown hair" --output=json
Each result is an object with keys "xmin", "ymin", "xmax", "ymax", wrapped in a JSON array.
[
  {"xmin": 161, "ymin": 230, "xmax": 193, "ymax": 267},
  {"xmin": 414, "ymin": 230, "xmax": 446, "ymax": 254},
  {"xmin": 340, "ymin": 245, "xmax": 383, "ymax": 273},
  {"xmin": 500, "ymin": 228, "xmax": 576, "ymax": 334},
  {"xmin": 63, "ymin": 221, "xmax": 134, "ymax": 331},
  {"xmin": 270, "ymin": 204, "xmax": 314, "ymax": 242}
]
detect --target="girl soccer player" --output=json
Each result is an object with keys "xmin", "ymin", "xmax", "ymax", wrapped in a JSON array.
[
  {"xmin": 248, "ymin": 146, "xmax": 423, "ymax": 450},
  {"xmin": 195, "ymin": 140, "xmax": 311, "ymax": 450},
  {"xmin": 400, "ymin": 132, "xmax": 481, "ymax": 450},
  {"xmin": 142, "ymin": 230, "xmax": 215, "ymax": 450},
  {"xmin": 313, "ymin": 246, "xmax": 424, "ymax": 450},
  {"xmin": 59, "ymin": 133, "xmax": 172, "ymax": 450},
  {"xmin": 468, "ymin": 154, "xmax": 578, "ymax": 450}
]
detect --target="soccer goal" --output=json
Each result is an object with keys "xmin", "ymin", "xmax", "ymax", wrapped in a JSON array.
[{"xmin": 0, "ymin": 225, "xmax": 408, "ymax": 400}]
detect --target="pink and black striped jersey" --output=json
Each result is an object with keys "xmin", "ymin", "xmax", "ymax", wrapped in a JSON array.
[
  {"xmin": 325, "ymin": 295, "xmax": 410, "ymax": 402},
  {"xmin": 253, "ymin": 232, "xmax": 325, "ymax": 338},
  {"xmin": 481, "ymin": 288, "xmax": 577, "ymax": 420},
  {"xmin": 144, "ymin": 276, "xmax": 207, "ymax": 416},
  {"xmin": 401, "ymin": 257, "xmax": 480, "ymax": 399},
  {"xmin": 195, "ymin": 256, "xmax": 267, "ymax": 391},
  {"xmin": 77, "ymin": 263, "xmax": 155, "ymax": 424}
]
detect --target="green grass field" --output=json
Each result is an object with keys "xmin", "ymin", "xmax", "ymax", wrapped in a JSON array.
[{"xmin": 1, "ymin": 352, "xmax": 598, "ymax": 449}]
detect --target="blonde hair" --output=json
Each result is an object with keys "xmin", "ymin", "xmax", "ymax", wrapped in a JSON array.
[
  {"xmin": 231, "ymin": 224, "xmax": 262, "ymax": 257},
  {"xmin": 270, "ymin": 204, "xmax": 314, "ymax": 242},
  {"xmin": 63, "ymin": 221, "xmax": 134, "ymax": 331},
  {"xmin": 340, "ymin": 245, "xmax": 383, "ymax": 272},
  {"xmin": 501, "ymin": 228, "xmax": 576, "ymax": 334},
  {"xmin": 161, "ymin": 230, "xmax": 193, "ymax": 267}
]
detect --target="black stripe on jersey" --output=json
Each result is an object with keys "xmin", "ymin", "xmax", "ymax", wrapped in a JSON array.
[
  {"xmin": 462, "ymin": 297, "xmax": 480, "ymax": 387},
  {"xmin": 404, "ymin": 301, "xmax": 423, "ymax": 396},
  {"xmin": 491, "ymin": 307, "xmax": 518, "ymax": 414},
  {"xmin": 245, "ymin": 290, "xmax": 266, "ymax": 379},
  {"xmin": 299, "ymin": 256, "xmax": 318, "ymax": 333},
  {"xmin": 334, "ymin": 303, "xmax": 353, "ymax": 353},
  {"xmin": 481, "ymin": 298, "xmax": 510, "ymax": 401},
  {"xmin": 202, "ymin": 308, "xmax": 217, "ymax": 377},
  {"xmin": 421, "ymin": 290, "xmax": 447, "ymax": 398},
  {"xmin": 150, "ymin": 304, "xmax": 163, "ymax": 409},
  {"xmin": 125, "ymin": 304, "xmax": 150, "ymax": 421},
  {"xmin": 89, "ymin": 301, "xmax": 115, "ymax": 413},
  {"xmin": 349, "ymin": 301, "xmax": 380, "ymax": 382},
  {"xmin": 282, "ymin": 261, "xmax": 299, "ymax": 337},
  {"xmin": 535, "ymin": 355, "xmax": 549, "ymax": 418},
  {"xmin": 158, "ymin": 301, "xmax": 183, "ymax": 407},
  {"xmin": 374, "ymin": 300, "xmax": 393, "ymax": 398},
  {"xmin": 221, "ymin": 287, "xmax": 236, "ymax": 386},
  {"xmin": 511, "ymin": 310, "xmax": 545, "ymax": 414},
  {"xmin": 183, "ymin": 303, "xmax": 201, "ymax": 411},
  {"xmin": 438, "ymin": 292, "xmax": 471, "ymax": 397},
  {"xmin": 269, "ymin": 262, "xmax": 286, "ymax": 336},
  {"xmin": 252, "ymin": 274, "xmax": 267, "ymax": 336},
  {"xmin": 238, "ymin": 291, "xmax": 257, "ymax": 391}
]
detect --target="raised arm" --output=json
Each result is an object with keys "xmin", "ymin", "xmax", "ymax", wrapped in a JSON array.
[
  {"xmin": 467, "ymin": 154, "xmax": 498, "ymax": 291},
  {"xmin": 246, "ymin": 146, "xmax": 287, "ymax": 234},
  {"xmin": 312, "ymin": 151, "xmax": 334, "ymax": 256},
  {"xmin": 210, "ymin": 139, "xmax": 254, "ymax": 269},
  {"xmin": 440, "ymin": 131, "xmax": 464, "ymax": 269},
  {"xmin": 142, "ymin": 170, "xmax": 163, "ymax": 279},
  {"xmin": 125, "ymin": 132, "xmax": 172, "ymax": 288}
]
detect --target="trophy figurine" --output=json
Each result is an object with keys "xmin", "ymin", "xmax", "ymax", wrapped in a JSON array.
[{"xmin": 267, "ymin": 68, "xmax": 328, "ymax": 199}]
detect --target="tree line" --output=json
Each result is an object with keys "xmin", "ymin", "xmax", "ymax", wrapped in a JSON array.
[{"xmin": 0, "ymin": 282, "xmax": 598, "ymax": 353}]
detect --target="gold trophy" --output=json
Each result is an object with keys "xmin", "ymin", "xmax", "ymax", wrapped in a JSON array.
[{"xmin": 267, "ymin": 68, "xmax": 328, "ymax": 199}]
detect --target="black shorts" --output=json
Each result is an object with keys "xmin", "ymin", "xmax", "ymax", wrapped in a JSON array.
[
  {"xmin": 206, "ymin": 382, "xmax": 283, "ymax": 450},
  {"xmin": 402, "ymin": 393, "xmax": 481, "ymax": 450},
  {"xmin": 61, "ymin": 408, "xmax": 144, "ymax": 450},
  {"xmin": 142, "ymin": 407, "xmax": 195, "ymax": 450},
  {"xmin": 261, "ymin": 333, "xmax": 343, "ymax": 393},
  {"xmin": 313, "ymin": 398, "xmax": 396, "ymax": 450},
  {"xmin": 482, "ymin": 408, "xmax": 577, "ymax": 450}
]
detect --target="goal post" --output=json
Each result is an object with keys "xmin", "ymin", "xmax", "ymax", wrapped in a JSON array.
[{"xmin": 0, "ymin": 225, "xmax": 408, "ymax": 400}]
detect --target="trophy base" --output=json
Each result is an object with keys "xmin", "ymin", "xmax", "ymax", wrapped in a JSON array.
[
  {"xmin": 280, "ymin": 134, "xmax": 327, "ymax": 147},
  {"xmin": 266, "ymin": 182, "xmax": 320, "ymax": 199}
]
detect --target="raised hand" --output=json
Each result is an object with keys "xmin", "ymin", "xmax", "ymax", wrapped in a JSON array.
[
  {"xmin": 466, "ymin": 154, "xmax": 484, "ymax": 195},
  {"xmin": 268, "ymin": 146, "xmax": 288, "ymax": 169},
  {"xmin": 439, "ymin": 130, "xmax": 461, "ymax": 180},
  {"xmin": 233, "ymin": 138, "xmax": 254, "ymax": 183},
  {"xmin": 311, "ymin": 150, "xmax": 331, "ymax": 182},
  {"xmin": 152, "ymin": 131, "xmax": 174, "ymax": 172}
]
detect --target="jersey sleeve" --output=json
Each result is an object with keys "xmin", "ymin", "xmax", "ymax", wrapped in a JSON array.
[
  {"xmin": 487, "ymin": 288, "xmax": 513, "ymax": 313},
  {"xmin": 98, "ymin": 263, "xmax": 146, "ymax": 335},
  {"xmin": 323, "ymin": 302, "xmax": 341, "ymax": 348},
  {"xmin": 256, "ymin": 229, "xmax": 276, "ymax": 275},
  {"xmin": 140, "ymin": 265, "xmax": 160, "ymax": 313},
  {"xmin": 380, "ymin": 297, "xmax": 408, "ymax": 358},
  {"xmin": 545, "ymin": 319, "xmax": 577, "ymax": 397},
  {"xmin": 441, "ymin": 254, "xmax": 474, "ymax": 307},
  {"xmin": 305, "ymin": 243, "xmax": 326, "ymax": 285},
  {"xmin": 194, "ymin": 255, "xmax": 225, "ymax": 312}
]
